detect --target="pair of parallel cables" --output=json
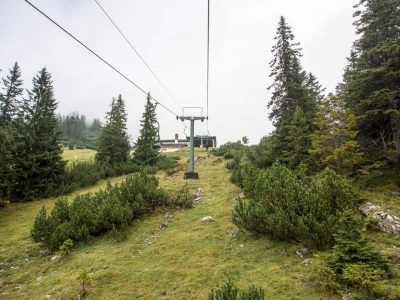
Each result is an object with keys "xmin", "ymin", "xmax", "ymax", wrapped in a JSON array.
[{"xmin": 23, "ymin": 0, "xmax": 211, "ymax": 125}]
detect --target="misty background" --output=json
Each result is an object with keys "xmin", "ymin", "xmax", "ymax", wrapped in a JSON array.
[{"xmin": 0, "ymin": 0, "xmax": 357, "ymax": 144}]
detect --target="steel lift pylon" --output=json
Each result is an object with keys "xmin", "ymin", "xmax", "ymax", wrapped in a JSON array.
[{"xmin": 177, "ymin": 108, "xmax": 206, "ymax": 179}]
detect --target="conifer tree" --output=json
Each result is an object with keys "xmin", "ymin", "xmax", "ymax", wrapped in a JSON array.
[
  {"xmin": 96, "ymin": 95, "xmax": 130, "ymax": 164},
  {"xmin": 90, "ymin": 118, "xmax": 102, "ymax": 132},
  {"xmin": 328, "ymin": 213, "xmax": 392, "ymax": 295},
  {"xmin": 0, "ymin": 62, "xmax": 23, "ymax": 202},
  {"xmin": 309, "ymin": 94, "xmax": 364, "ymax": 174},
  {"xmin": 306, "ymin": 73, "xmax": 325, "ymax": 104},
  {"xmin": 353, "ymin": 0, "xmax": 400, "ymax": 52},
  {"xmin": 282, "ymin": 106, "xmax": 311, "ymax": 168},
  {"xmin": 342, "ymin": 0, "xmax": 400, "ymax": 169},
  {"xmin": 267, "ymin": 17, "xmax": 320, "ymax": 165},
  {"xmin": 0, "ymin": 127, "xmax": 14, "ymax": 203},
  {"xmin": 12, "ymin": 68, "xmax": 65, "ymax": 201},
  {"xmin": 134, "ymin": 93, "xmax": 159, "ymax": 165},
  {"xmin": 0, "ymin": 62, "xmax": 23, "ymax": 127}
]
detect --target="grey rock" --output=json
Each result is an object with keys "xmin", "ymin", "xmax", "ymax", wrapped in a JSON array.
[
  {"xmin": 40, "ymin": 249, "xmax": 52, "ymax": 256},
  {"xmin": 360, "ymin": 203, "xmax": 400, "ymax": 235},
  {"xmin": 201, "ymin": 216, "xmax": 214, "ymax": 222},
  {"xmin": 300, "ymin": 258, "xmax": 311, "ymax": 266},
  {"xmin": 51, "ymin": 255, "xmax": 60, "ymax": 262},
  {"xmin": 295, "ymin": 246, "xmax": 310, "ymax": 258},
  {"xmin": 193, "ymin": 196, "xmax": 203, "ymax": 205}
]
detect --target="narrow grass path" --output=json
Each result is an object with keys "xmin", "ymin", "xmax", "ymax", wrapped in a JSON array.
[{"xmin": 0, "ymin": 152, "xmax": 337, "ymax": 299}]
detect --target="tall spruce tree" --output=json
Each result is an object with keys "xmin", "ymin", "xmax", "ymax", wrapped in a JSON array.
[
  {"xmin": 267, "ymin": 17, "xmax": 321, "ymax": 165},
  {"xmin": 96, "ymin": 94, "xmax": 130, "ymax": 164},
  {"xmin": 342, "ymin": 0, "xmax": 400, "ymax": 169},
  {"xmin": 0, "ymin": 62, "xmax": 23, "ymax": 127},
  {"xmin": 134, "ymin": 93, "xmax": 159, "ymax": 165},
  {"xmin": 0, "ymin": 62, "xmax": 23, "ymax": 202},
  {"xmin": 12, "ymin": 68, "xmax": 65, "ymax": 201}
]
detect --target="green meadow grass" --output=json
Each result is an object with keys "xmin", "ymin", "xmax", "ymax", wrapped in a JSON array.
[
  {"xmin": 0, "ymin": 148, "xmax": 351, "ymax": 299},
  {"xmin": 0, "ymin": 150, "xmax": 335, "ymax": 299},
  {"xmin": 62, "ymin": 148, "xmax": 97, "ymax": 164}
]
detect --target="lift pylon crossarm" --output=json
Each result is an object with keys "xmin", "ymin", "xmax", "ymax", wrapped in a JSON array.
[
  {"xmin": 177, "ymin": 116, "xmax": 206, "ymax": 122},
  {"xmin": 178, "ymin": 114, "xmax": 206, "ymax": 180}
]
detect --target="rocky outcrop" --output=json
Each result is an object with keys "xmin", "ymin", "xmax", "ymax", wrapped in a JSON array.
[{"xmin": 360, "ymin": 202, "xmax": 400, "ymax": 235}]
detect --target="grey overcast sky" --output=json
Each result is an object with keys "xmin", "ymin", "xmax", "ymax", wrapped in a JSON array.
[{"xmin": 1, "ymin": 0, "xmax": 357, "ymax": 144}]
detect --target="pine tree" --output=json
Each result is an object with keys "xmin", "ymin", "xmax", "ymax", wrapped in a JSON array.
[
  {"xmin": 96, "ymin": 95, "xmax": 130, "ymax": 164},
  {"xmin": 306, "ymin": 72, "xmax": 325, "ymax": 104},
  {"xmin": 12, "ymin": 68, "xmax": 65, "ymax": 201},
  {"xmin": 0, "ymin": 127, "xmax": 14, "ymax": 203},
  {"xmin": 353, "ymin": 0, "xmax": 400, "ymax": 52},
  {"xmin": 90, "ymin": 118, "xmax": 102, "ymax": 132},
  {"xmin": 309, "ymin": 94, "xmax": 364, "ymax": 174},
  {"xmin": 342, "ymin": 0, "xmax": 400, "ymax": 170},
  {"xmin": 282, "ymin": 106, "xmax": 311, "ymax": 168},
  {"xmin": 0, "ymin": 62, "xmax": 23, "ymax": 202},
  {"xmin": 0, "ymin": 62, "xmax": 23, "ymax": 127},
  {"xmin": 268, "ymin": 16, "xmax": 304, "ymax": 128},
  {"xmin": 134, "ymin": 93, "xmax": 159, "ymax": 165},
  {"xmin": 10, "ymin": 96, "xmax": 34, "ymax": 201},
  {"xmin": 267, "ymin": 17, "xmax": 320, "ymax": 165},
  {"xmin": 328, "ymin": 213, "xmax": 392, "ymax": 296}
]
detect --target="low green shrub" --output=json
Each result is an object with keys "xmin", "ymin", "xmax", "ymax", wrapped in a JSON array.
[
  {"xmin": 52, "ymin": 160, "xmax": 142, "ymax": 196},
  {"xmin": 208, "ymin": 280, "xmax": 265, "ymax": 300},
  {"xmin": 169, "ymin": 183, "xmax": 193, "ymax": 209},
  {"xmin": 212, "ymin": 141, "xmax": 245, "ymax": 158},
  {"xmin": 156, "ymin": 155, "xmax": 180, "ymax": 171},
  {"xmin": 320, "ymin": 214, "xmax": 397, "ymax": 299},
  {"xmin": 232, "ymin": 162, "xmax": 357, "ymax": 249},
  {"xmin": 364, "ymin": 216, "xmax": 380, "ymax": 232},
  {"xmin": 166, "ymin": 168, "xmax": 179, "ymax": 177},
  {"xmin": 78, "ymin": 269, "xmax": 90, "ymax": 298},
  {"xmin": 60, "ymin": 239, "xmax": 74, "ymax": 256},
  {"xmin": 31, "ymin": 171, "xmax": 166, "ymax": 250},
  {"xmin": 109, "ymin": 224, "xmax": 128, "ymax": 243},
  {"xmin": 225, "ymin": 160, "xmax": 238, "ymax": 171},
  {"xmin": 211, "ymin": 157, "xmax": 223, "ymax": 165},
  {"xmin": 230, "ymin": 159, "xmax": 259, "ymax": 192}
]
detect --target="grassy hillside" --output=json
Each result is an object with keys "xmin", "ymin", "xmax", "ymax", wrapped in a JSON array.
[
  {"xmin": 0, "ymin": 149, "xmax": 364, "ymax": 299},
  {"xmin": 62, "ymin": 148, "xmax": 97, "ymax": 164}
]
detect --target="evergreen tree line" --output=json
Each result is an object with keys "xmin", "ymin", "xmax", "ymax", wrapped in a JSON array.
[
  {"xmin": 251, "ymin": 0, "xmax": 400, "ymax": 176},
  {"xmin": 95, "ymin": 91, "xmax": 175, "ymax": 170},
  {"xmin": 339, "ymin": 0, "xmax": 400, "ymax": 173},
  {"xmin": 58, "ymin": 113, "xmax": 102, "ymax": 150},
  {"xmin": 0, "ymin": 63, "xmax": 65, "ymax": 202},
  {"xmin": 0, "ymin": 63, "xmax": 176, "ymax": 203},
  {"xmin": 256, "ymin": 15, "xmax": 364, "ymax": 174}
]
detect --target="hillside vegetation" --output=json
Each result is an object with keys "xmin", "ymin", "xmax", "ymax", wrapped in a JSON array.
[
  {"xmin": 1, "ymin": 0, "xmax": 399, "ymax": 299},
  {"xmin": 0, "ymin": 149, "xmax": 343, "ymax": 299}
]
